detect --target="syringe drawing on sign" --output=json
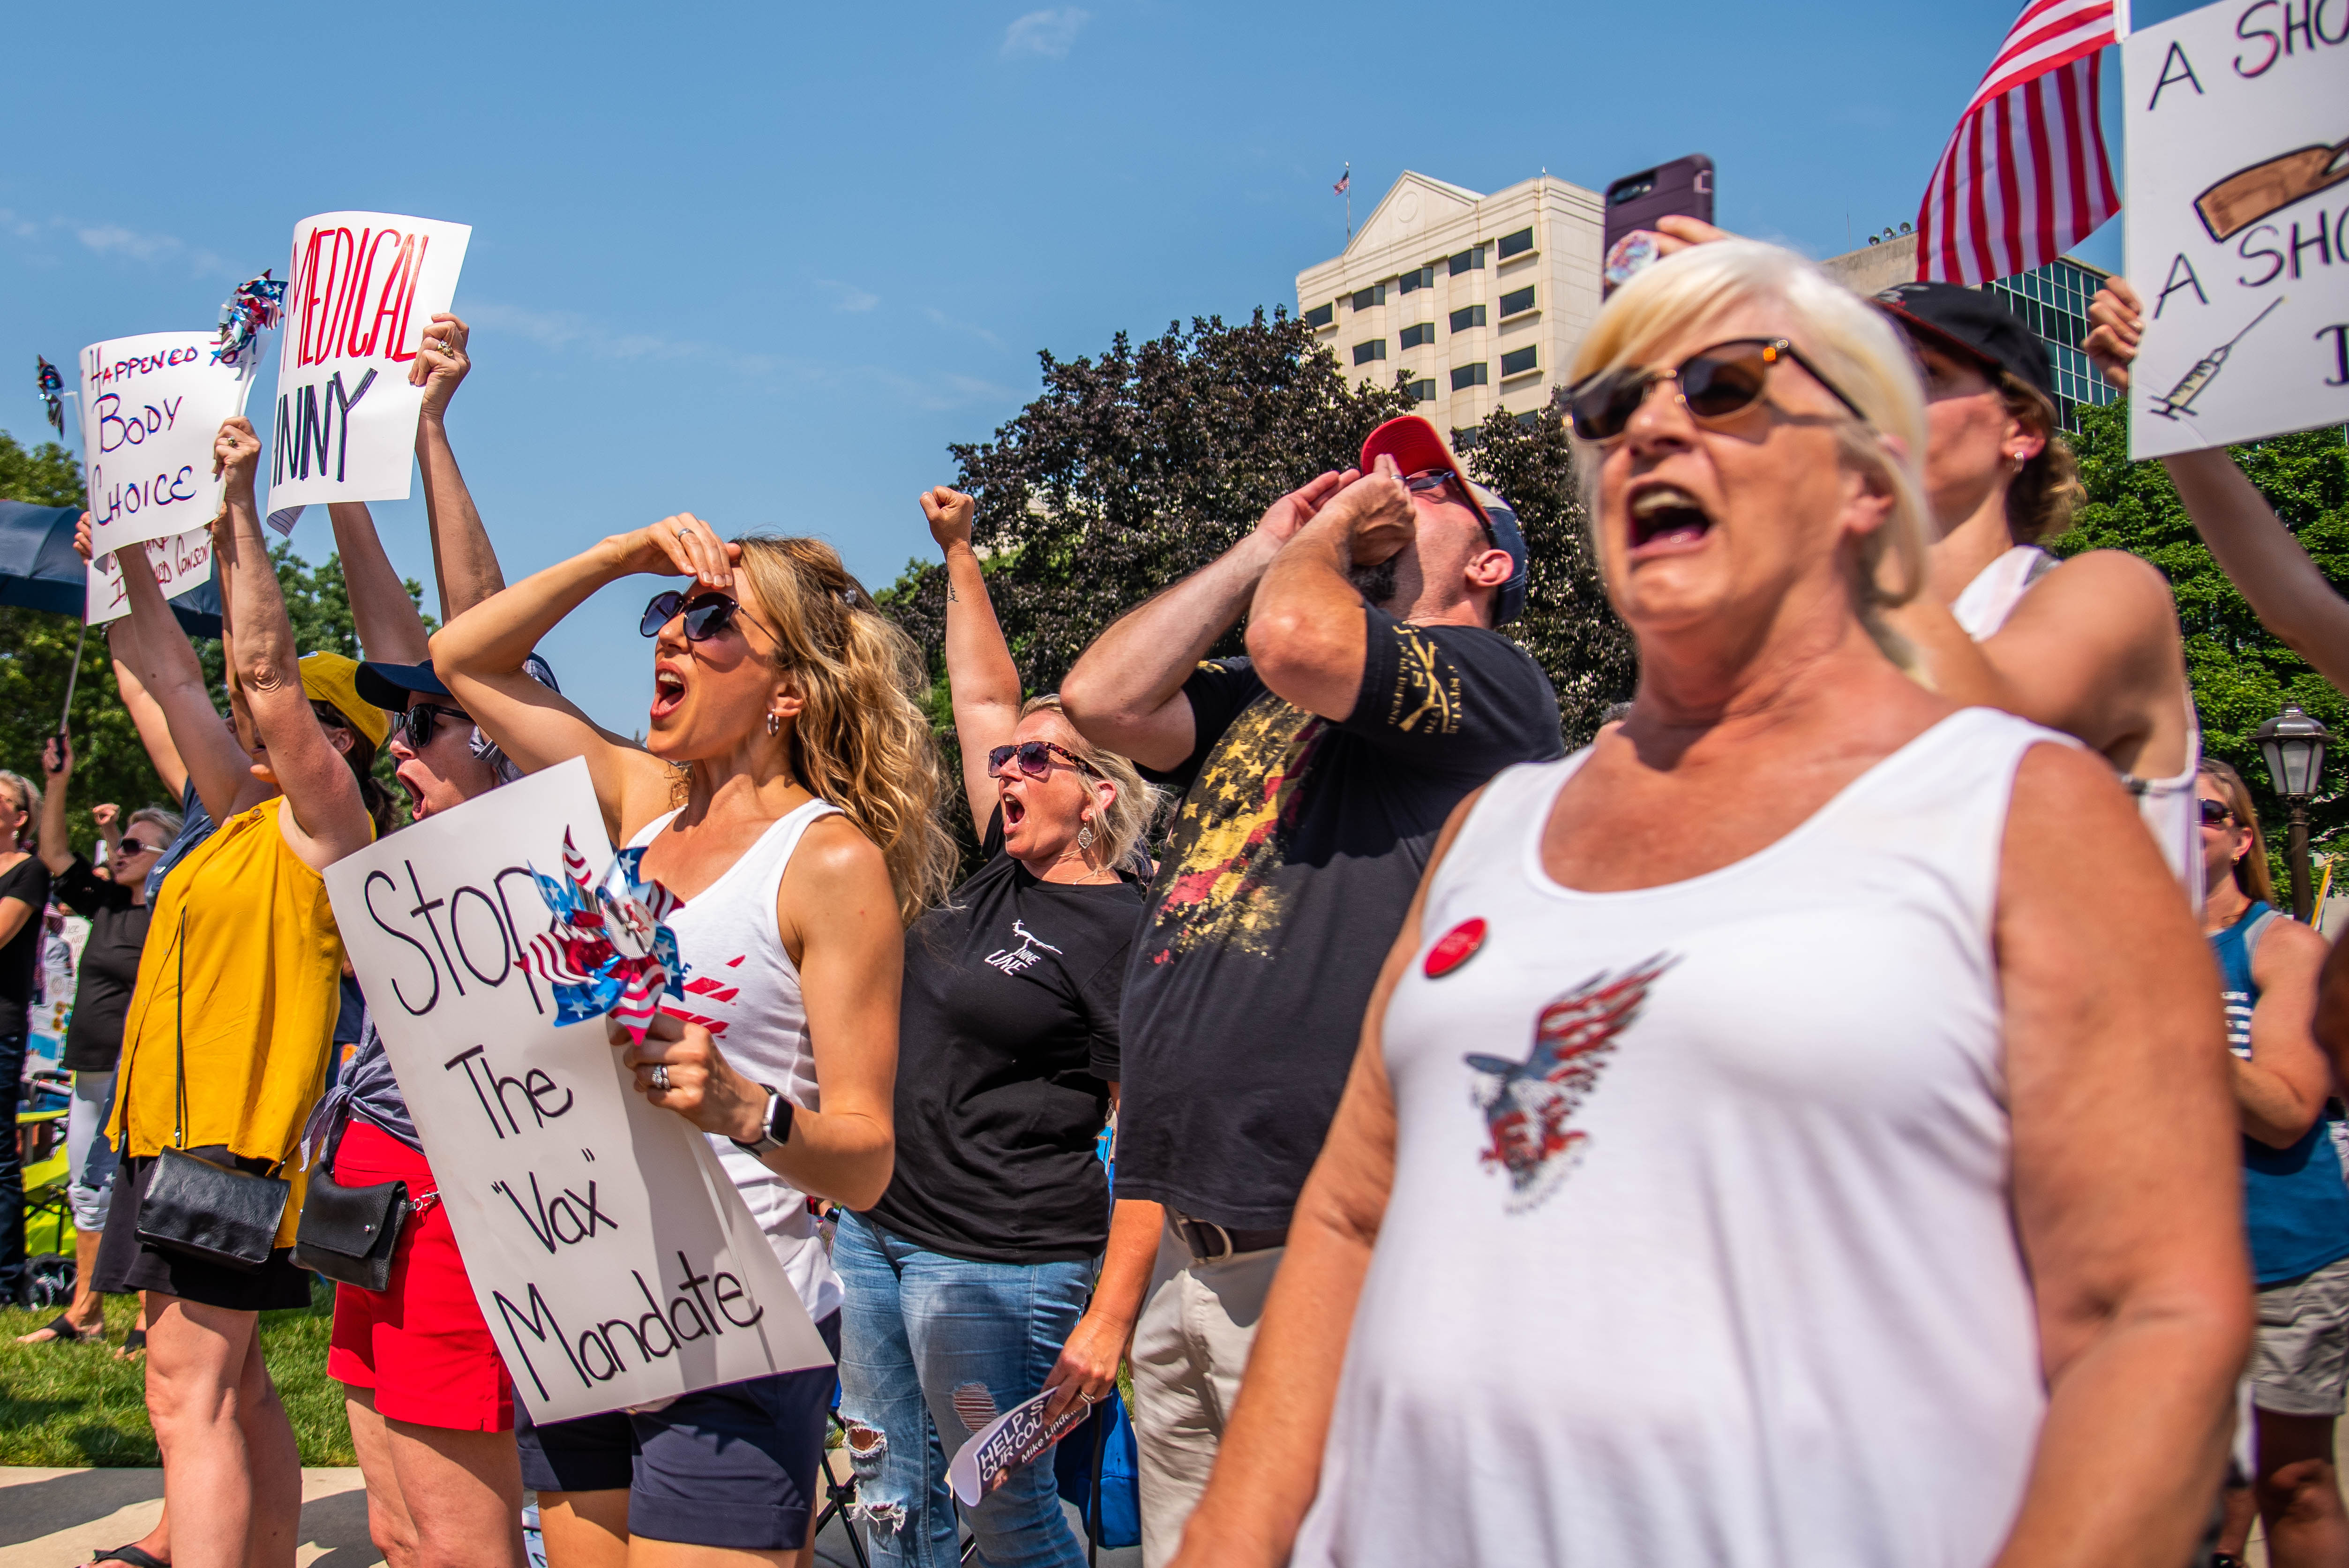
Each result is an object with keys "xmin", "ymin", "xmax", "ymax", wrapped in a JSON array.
[{"xmin": 2149, "ymin": 298, "xmax": 2284, "ymax": 422}]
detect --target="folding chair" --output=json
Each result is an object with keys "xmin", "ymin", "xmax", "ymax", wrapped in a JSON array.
[{"xmin": 816, "ymin": 1401, "xmax": 873, "ymax": 1568}]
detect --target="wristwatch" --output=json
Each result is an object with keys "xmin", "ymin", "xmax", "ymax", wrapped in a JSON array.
[{"xmin": 731, "ymin": 1085, "xmax": 793, "ymax": 1158}]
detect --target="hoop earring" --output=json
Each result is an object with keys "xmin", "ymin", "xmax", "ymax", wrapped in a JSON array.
[{"xmin": 765, "ymin": 712, "xmax": 781, "ymax": 736}]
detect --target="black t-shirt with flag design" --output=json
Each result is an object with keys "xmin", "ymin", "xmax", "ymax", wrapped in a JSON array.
[
  {"xmin": 862, "ymin": 807, "xmax": 1146, "ymax": 1264},
  {"xmin": 1116, "ymin": 608, "xmax": 1564, "ymax": 1231}
]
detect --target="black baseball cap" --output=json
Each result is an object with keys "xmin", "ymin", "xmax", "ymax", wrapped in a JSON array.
[
  {"xmin": 1872, "ymin": 280, "xmax": 2054, "ymax": 404},
  {"xmin": 357, "ymin": 653, "xmax": 559, "ymax": 711}
]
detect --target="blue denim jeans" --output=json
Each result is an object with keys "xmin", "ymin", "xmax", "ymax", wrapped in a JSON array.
[{"xmin": 835, "ymin": 1210, "xmax": 1095, "ymax": 1568}]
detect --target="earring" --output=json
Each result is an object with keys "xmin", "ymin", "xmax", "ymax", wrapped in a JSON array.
[
  {"xmin": 765, "ymin": 712, "xmax": 780, "ymax": 736},
  {"xmin": 1077, "ymin": 818, "xmax": 1095, "ymax": 852}
]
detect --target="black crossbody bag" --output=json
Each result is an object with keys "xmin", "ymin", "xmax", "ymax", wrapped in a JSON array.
[
  {"xmin": 134, "ymin": 912, "xmax": 291, "ymax": 1273},
  {"xmin": 291, "ymin": 1103, "xmax": 413, "ymax": 1292}
]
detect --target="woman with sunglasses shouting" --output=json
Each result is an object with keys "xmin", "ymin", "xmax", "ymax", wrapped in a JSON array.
[
  {"xmin": 829, "ymin": 487, "xmax": 1159, "ymax": 1568},
  {"xmin": 433, "ymin": 513, "xmax": 953, "ymax": 1568},
  {"xmin": 1169, "ymin": 241, "xmax": 2247, "ymax": 1568}
]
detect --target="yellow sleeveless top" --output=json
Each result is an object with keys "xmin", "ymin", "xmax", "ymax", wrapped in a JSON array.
[{"xmin": 111, "ymin": 798, "xmax": 350, "ymax": 1244}]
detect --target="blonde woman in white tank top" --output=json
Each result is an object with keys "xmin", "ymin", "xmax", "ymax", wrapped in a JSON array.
[
  {"xmin": 1169, "ymin": 244, "xmax": 2248, "ymax": 1568},
  {"xmin": 436, "ymin": 517, "xmax": 952, "ymax": 1568}
]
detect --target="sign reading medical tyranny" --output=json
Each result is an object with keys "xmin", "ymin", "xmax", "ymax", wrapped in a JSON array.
[
  {"xmin": 2121, "ymin": 1, "xmax": 2349, "ymax": 458},
  {"xmin": 264, "ymin": 211, "xmax": 470, "ymax": 532},
  {"xmin": 322, "ymin": 760, "xmax": 833, "ymax": 1421},
  {"xmin": 76, "ymin": 330, "xmax": 259, "ymax": 622}
]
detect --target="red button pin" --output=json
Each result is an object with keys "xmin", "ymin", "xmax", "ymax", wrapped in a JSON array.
[{"xmin": 1424, "ymin": 917, "xmax": 1487, "ymax": 978}]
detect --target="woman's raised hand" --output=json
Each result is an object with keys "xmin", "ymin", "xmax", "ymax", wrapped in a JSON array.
[
  {"xmin": 2083, "ymin": 276, "xmax": 2146, "ymax": 392},
  {"xmin": 412, "ymin": 313, "xmax": 471, "ymax": 412},
  {"xmin": 616, "ymin": 512, "xmax": 741, "ymax": 591},
  {"xmin": 72, "ymin": 512, "xmax": 93, "ymax": 563},
  {"xmin": 212, "ymin": 416, "xmax": 262, "ymax": 493},
  {"xmin": 921, "ymin": 486, "xmax": 976, "ymax": 550}
]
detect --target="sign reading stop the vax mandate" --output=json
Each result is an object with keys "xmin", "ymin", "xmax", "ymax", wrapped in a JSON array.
[
  {"xmin": 2122, "ymin": 0, "xmax": 2349, "ymax": 458},
  {"xmin": 321, "ymin": 759, "xmax": 833, "ymax": 1421}
]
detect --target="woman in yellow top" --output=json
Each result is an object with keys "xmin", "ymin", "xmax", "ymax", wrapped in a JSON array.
[{"xmin": 94, "ymin": 418, "xmax": 386, "ymax": 1568}]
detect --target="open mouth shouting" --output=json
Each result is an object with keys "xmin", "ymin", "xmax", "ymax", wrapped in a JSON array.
[
  {"xmin": 1626, "ymin": 482, "xmax": 1715, "ymax": 558},
  {"xmin": 1001, "ymin": 790, "xmax": 1028, "ymax": 832},
  {"xmin": 651, "ymin": 664, "xmax": 688, "ymax": 723}
]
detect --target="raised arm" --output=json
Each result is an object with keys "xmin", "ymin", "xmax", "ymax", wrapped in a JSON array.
[
  {"xmin": 922, "ymin": 486, "xmax": 1024, "ymax": 826},
  {"xmin": 329, "ymin": 503, "xmax": 430, "ymax": 665},
  {"xmin": 432, "ymin": 513, "xmax": 729, "ymax": 841},
  {"xmin": 2085, "ymin": 276, "xmax": 2349, "ymax": 692},
  {"xmin": 213, "ymin": 418, "xmax": 375, "ymax": 869},
  {"xmin": 412, "ymin": 314, "xmax": 507, "ymax": 619},
  {"xmin": 1246, "ymin": 459, "xmax": 1417, "ymax": 720},
  {"xmin": 104, "ymin": 616, "xmax": 189, "ymax": 804},
  {"xmin": 1991, "ymin": 743, "xmax": 2249, "ymax": 1568},
  {"xmin": 85, "ymin": 515, "xmax": 268, "ymax": 825},
  {"xmin": 35, "ymin": 732, "xmax": 76, "ymax": 876},
  {"xmin": 1061, "ymin": 470, "xmax": 1353, "ymax": 771}
]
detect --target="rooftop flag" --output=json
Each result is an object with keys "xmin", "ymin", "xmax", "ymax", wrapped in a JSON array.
[{"xmin": 1914, "ymin": 0, "xmax": 2120, "ymax": 284}]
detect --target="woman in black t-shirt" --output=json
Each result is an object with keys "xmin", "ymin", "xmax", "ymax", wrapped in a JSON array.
[
  {"xmin": 0, "ymin": 765, "xmax": 56, "ymax": 1307},
  {"xmin": 834, "ymin": 488, "xmax": 1162, "ymax": 1568}
]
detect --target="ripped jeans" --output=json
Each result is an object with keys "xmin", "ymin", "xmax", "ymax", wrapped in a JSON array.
[{"xmin": 834, "ymin": 1210, "xmax": 1095, "ymax": 1568}]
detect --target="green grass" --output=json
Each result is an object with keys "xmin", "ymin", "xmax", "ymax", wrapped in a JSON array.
[{"xmin": 0, "ymin": 1277, "xmax": 356, "ymax": 1466}]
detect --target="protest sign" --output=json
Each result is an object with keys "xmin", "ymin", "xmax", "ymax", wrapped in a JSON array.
[
  {"xmin": 2121, "ymin": 1, "xmax": 2349, "ymax": 458},
  {"xmin": 948, "ymin": 1388, "xmax": 1089, "ymax": 1506},
  {"xmin": 85, "ymin": 527, "xmax": 215, "ymax": 628},
  {"xmin": 321, "ymin": 758, "xmax": 833, "ymax": 1422},
  {"xmin": 264, "ymin": 212, "xmax": 470, "ymax": 533},
  {"xmin": 76, "ymin": 330, "xmax": 261, "ymax": 570}
]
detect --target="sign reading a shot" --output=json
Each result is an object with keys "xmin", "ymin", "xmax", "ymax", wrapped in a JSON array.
[
  {"xmin": 321, "ymin": 759, "xmax": 833, "ymax": 1421},
  {"xmin": 2121, "ymin": 1, "xmax": 2349, "ymax": 458},
  {"xmin": 264, "ymin": 212, "xmax": 469, "ymax": 531}
]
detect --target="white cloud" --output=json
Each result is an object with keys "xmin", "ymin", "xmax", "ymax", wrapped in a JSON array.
[
  {"xmin": 72, "ymin": 222, "xmax": 230, "ymax": 278},
  {"xmin": 816, "ymin": 278, "xmax": 881, "ymax": 313},
  {"xmin": 1002, "ymin": 7, "xmax": 1089, "ymax": 59},
  {"xmin": 923, "ymin": 306, "xmax": 1003, "ymax": 348}
]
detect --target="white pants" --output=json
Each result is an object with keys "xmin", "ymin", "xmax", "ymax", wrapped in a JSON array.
[{"xmin": 1128, "ymin": 1218, "xmax": 1284, "ymax": 1567}]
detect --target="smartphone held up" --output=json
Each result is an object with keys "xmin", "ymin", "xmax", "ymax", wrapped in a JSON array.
[{"xmin": 1602, "ymin": 155, "xmax": 1715, "ymax": 297}]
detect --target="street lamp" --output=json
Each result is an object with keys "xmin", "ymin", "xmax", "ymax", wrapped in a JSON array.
[{"xmin": 2257, "ymin": 703, "xmax": 2330, "ymax": 921}]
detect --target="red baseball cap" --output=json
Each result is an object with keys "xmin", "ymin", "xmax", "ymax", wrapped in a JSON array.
[{"xmin": 1358, "ymin": 415, "xmax": 1490, "ymax": 527}]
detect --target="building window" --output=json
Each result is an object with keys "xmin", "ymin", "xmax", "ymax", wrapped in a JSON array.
[
  {"xmin": 1449, "ymin": 304, "xmax": 1486, "ymax": 333},
  {"xmin": 1451, "ymin": 362, "xmax": 1488, "ymax": 391},
  {"xmin": 1398, "ymin": 264, "xmax": 1436, "ymax": 295},
  {"xmin": 1351, "ymin": 282, "xmax": 1387, "ymax": 311},
  {"xmin": 1407, "ymin": 378, "xmax": 1436, "ymax": 403},
  {"xmin": 1501, "ymin": 345, "xmax": 1538, "ymax": 378},
  {"xmin": 1354, "ymin": 339, "xmax": 1388, "ymax": 366},
  {"xmin": 1399, "ymin": 322, "xmax": 1434, "ymax": 350},
  {"xmin": 1448, "ymin": 247, "xmax": 1485, "ymax": 275},
  {"xmin": 1303, "ymin": 302, "xmax": 1334, "ymax": 330},
  {"xmin": 1499, "ymin": 285, "xmax": 1537, "ymax": 319},
  {"xmin": 1498, "ymin": 226, "xmax": 1534, "ymax": 259}
]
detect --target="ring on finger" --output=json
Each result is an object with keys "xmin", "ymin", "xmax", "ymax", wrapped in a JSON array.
[{"xmin": 650, "ymin": 1064, "xmax": 671, "ymax": 1091}]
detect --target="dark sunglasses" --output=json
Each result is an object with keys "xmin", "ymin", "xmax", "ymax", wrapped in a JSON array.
[
  {"xmin": 116, "ymin": 836, "xmax": 161, "ymax": 856},
  {"xmin": 987, "ymin": 741, "xmax": 1100, "ymax": 780},
  {"xmin": 1566, "ymin": 337, "xmax": 1869, "ymax": 443},
  {"xmin": 2199, "ymin": 796, "xmax": 2237, "ymax": 826},
  {"xmin": 640, "ymin": 589, "xmax": 781, "ymax": 650},
  {"xmin": 396, "ymin": 703, "xmax": 472, "ymax": 749},
  {"xmin": 1403, "ymin": 468, "xmax": 1499, "ymax": 546}
]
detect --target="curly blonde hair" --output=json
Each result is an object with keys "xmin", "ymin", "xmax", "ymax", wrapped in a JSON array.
[{"xmin": 733, "ymin": 537, "xmax": 957, "ymax": 924}]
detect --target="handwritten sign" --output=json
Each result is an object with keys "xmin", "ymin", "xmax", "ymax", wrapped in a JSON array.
[
  {"xmin": 321, "ymin": 759, "xmax": 832, "ymax": 1421},
  {"xmin": 2121, "ymin": 1, "xmax": 2349, "ymax": 458},
  {"xmin": 264, "ymin": 211, "xmax": 470, "ymax": 533},
  {"xmin": 76, "ymin": 330, "xmax": 261, "ymax": 570},
  {"xmin": 86, "ymin": 527, "xmax": 215, "ymax": 628}
]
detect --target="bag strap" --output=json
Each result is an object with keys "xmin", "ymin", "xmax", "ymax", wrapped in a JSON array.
[{"xmin": 173, "ymin": 906, "xmax": 189, "ymax": 1150}]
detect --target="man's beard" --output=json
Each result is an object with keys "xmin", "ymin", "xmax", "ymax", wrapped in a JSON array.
[{"xmin": 1347, "ymin": 555, "xmax": 1399, "ymax": 610}]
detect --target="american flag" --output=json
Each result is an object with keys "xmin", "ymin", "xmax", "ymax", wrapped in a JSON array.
[
  {"xmin": 1333, "ymin": 165, "xmax": 1350, "ymax": 196},
  {"xmin": 1914, "ymin": 0, "xmax": 2120, "ymax": 285}
]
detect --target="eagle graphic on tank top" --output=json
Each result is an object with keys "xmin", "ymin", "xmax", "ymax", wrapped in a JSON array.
[{"xmin": 1465, "ymin": 955, "xmax": 1674, "ymax": 1211}]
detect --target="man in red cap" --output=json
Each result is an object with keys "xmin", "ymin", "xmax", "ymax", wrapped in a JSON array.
[{"xmin": 1061, "ymin": 415, "xmax": 1561, "ymax": 1562}]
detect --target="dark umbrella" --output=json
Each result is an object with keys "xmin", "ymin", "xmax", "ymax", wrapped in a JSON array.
[{"xmin": 0, "ymin": 501, "xmax": 221, "ymax": 635}]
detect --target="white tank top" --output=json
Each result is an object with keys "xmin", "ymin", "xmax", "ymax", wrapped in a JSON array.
[
  {"xmin": 1290, "ymin": 709, "xmax": 2061, "ymax": 1568},
  {"xmin": 1954, "ymin": 544, "xmax": 2201, "ymax": 900},
  {"xmin": 628, "ymin": 798, "xmax": 841, "ymax": 1324}
]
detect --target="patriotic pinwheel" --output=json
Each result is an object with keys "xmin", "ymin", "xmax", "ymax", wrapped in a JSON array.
[
  {"xmin": 212, "ymin": 270, "xmax": 289, "ymax": 367},
  {"xmin": 35, "ymin": 357, "xmax": 64, "ymax": 435},
  {"xmin": 523, "ymin": 829, "xmax": 688, "ymax": 1044}
]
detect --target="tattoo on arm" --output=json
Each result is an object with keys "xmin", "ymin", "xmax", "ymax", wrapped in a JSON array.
[{"xmin": 948, "ymin": 580, "xmax": 958, "ymax": 602}]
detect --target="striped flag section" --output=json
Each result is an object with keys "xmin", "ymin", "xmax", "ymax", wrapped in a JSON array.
[{"xmin": 1914, "ymin": 0, "xmax": 2120, "ymax": 285}]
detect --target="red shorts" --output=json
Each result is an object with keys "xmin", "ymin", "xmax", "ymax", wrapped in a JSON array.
[{"xmin": 326, "ymin": 1119, "xmax": 515, "ymax": 1432}]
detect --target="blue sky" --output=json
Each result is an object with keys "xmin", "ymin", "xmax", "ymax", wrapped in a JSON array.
[{"xmin": 3, "ymin": 0, "xmax": 2193, "ymax": 732}]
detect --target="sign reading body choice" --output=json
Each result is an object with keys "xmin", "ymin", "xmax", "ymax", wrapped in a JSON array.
[
  {"xmin": 265, "ymin": 211, "xmax": 470, "ymax": 533},
  {"xmin": 2121, "ymin": 1, "xmax": 2349, "ymax": 459},
  {"xmin": 322, "ymin": 759, "xmax": 833, "ymax": 1421},
  {"xmin": 77, "ymin": 331, "xmax": 260, "ymax": 624}
]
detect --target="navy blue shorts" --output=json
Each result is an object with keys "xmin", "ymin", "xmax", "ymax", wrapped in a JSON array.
[{"xmin": 515, "ymin": 1311, "xmax": 841, "ymax": 1551}]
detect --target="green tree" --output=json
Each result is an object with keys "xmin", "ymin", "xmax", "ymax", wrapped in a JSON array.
[
  {"xmin": 0, "ymin": 430, "xmax": 83, "ymax": 507},
  {"xmin": 2056, "ymin": 405, "xmax": 2349, "ymax": 872}
]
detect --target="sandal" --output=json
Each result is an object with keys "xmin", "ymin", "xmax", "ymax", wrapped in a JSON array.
[
  {"xmin": 87, "ymin": 1547, "xmax": 168, "ymax": 1568},
  {"xmin": 14, "ymin": 1315, "xmax": 85, "ymax": 1345},
  {"xmin": 115, "ymin": 1329, "xmax": 146, "ymax": 1358}
]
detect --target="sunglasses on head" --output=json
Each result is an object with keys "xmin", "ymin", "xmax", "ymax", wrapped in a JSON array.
[
  {"xmin": 986, "ymin": 741, "xmax": 1099, "ymax": 780},
  {"xmin": 1565, "ymin": 337, "xmax": 1869, "ymax": 443},
  {"xmin": 640, "ymin": 589, "xmax": 781, "ymax": 650},
  {"xmin": 396, "ymin": 703, "xmax": 471, "ymax": 750},
  {"xmin": 2199, "ymin": 796, "xmax": 2238, "ymax": 826}
]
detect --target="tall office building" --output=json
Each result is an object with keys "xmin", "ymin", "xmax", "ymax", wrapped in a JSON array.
[
  {"xmin": 1821, "ymin": 232, "xmax": 2120, "ymax": 432},
  {"xmin": 1295, "ymin": 171, "xmax": 1605, "ymax": 440}
]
